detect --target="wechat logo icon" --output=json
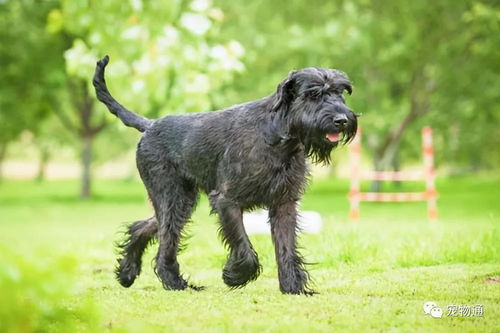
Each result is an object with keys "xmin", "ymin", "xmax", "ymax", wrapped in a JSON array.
[{"xmin": 423, "ymin": 301, "xmax": 443, "ymax": 318}]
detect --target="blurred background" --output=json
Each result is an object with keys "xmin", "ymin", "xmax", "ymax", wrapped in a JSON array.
[
  {"xmin": 0, "ymin": 0, "xmax": 498, "ymax": 195},
  {"xmin": 0, "ymin": 0, "xmax": 499, "ymax": 332}
]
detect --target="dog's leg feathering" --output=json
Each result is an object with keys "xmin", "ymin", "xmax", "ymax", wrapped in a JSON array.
[
  {"xmin": 270, "ymin": 202, "xmax": 315, "ymax": 295},
  {"xmin": 115, "ymin": 217, "xmax": 158, "ymax": 287}
]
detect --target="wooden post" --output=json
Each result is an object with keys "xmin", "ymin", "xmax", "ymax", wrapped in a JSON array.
[
  {"xmin": 422, "ymin": 126, "xmax": 438, "ymax": 221},
  {"xmin": 349, "ymin": 127, "xmax": 362, "ymax": 222},
  {"xmin": 348, "ymin": 126, "xmax": 438, "ymax": 222}
]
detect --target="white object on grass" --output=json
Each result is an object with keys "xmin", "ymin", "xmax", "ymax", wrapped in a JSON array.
[{"xmin": 243, "ymin": 210, "xmax": 323, "ymax": 235}]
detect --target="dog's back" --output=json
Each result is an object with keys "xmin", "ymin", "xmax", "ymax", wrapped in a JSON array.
[{"xmin": 137, "ymin": 104, "xmax": 272, "ymax": 196}]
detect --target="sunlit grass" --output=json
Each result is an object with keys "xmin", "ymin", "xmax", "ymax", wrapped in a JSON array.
[{"xmin": 0, "ymin": 177, "xmax": 498, "ymax": 332}]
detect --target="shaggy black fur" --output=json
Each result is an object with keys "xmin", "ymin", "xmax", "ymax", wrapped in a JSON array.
[{"xmin": 93, "ymin": 55, "xmax": 358, "ymax": 294}]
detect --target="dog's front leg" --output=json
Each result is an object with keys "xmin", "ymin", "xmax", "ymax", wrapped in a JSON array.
[
  {"xmin": 269, "ymin": 201, "xmax": 313, "ymax": 295},
  {"xmin": 211, "ymin": 193, "xmax": 261, "ymax": 288}
]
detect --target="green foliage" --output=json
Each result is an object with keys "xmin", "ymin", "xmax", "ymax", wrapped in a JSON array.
[
  {"xmin": 0, "ymin": 0, "xmax": 65, "ymax": 145},
  {"xmin": 49, "ymin": 0, "xmax": 245, "ymax": 116},
  {"xmin": 434, "ymin": 1, "xmax": 500, "ymax": 170},
  {"xmin": 0, "ymin": 248, "xmax": 99, "ymax": 332}
]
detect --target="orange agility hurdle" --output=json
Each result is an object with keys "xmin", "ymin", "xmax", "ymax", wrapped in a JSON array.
[{"xmin": 348, "ymin": 127, "xmax": 438, "ymax": 222}]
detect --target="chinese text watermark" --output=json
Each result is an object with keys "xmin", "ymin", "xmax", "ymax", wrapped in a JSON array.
[{"xmin": 423, "ymin": 302, "xmax": 484, "ymax": 319}]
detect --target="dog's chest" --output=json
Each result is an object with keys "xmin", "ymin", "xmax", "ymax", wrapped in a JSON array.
[{"xmin": 221, "ymin": 145, "xmax": 307, "ymax": 207}]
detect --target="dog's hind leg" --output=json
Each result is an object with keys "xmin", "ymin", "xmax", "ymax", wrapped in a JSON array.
[
  {"xmin": 139, "ymin": 159, "xmax": 200, "ymax": 291},
  {"xmin": 153, "ymin": 184, "xmax": 200, "ymax": 291},
  {"xmin": 152, "ymin": 185, "xmax": 199, "ymax": 290},
  {"xmin": 115, "ymin": 216, "xmax": 158, "ymax": 287},
  {"xmin": 210, "ymin": 193, "xmax": 261, "ymax": 288},
  {"xmin": 269, "ymin": 201, "xmax": 314, "ymax": 295}
]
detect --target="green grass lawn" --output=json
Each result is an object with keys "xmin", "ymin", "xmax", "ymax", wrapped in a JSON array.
[{"xmin": 0, "ymin": 176, "xmax": 498, "ymax": 332}]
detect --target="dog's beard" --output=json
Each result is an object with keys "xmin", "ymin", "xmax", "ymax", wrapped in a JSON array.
[
  {"xmin": 304, "ymin": 136, "xmax": 336, "ymax": 164},
  {"xmin": 302, "ymin": 120, "xmax": 357, "ymax": 164}
]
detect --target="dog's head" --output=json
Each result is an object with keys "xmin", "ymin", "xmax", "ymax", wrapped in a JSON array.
[{"xmin": 268, "ymin": 67, "xmax": 358, "ymax": 164}]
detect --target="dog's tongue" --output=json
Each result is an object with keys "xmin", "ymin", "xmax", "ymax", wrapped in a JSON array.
[{"xmin": 326, "ymin": 133, "xmax": 341, "ymax": 142}]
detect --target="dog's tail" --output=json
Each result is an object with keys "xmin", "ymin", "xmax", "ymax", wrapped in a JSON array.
[
  {"xmin": 92, "ymin": 55, "xmax": 154, "ymax": 132},
  {"xmin": 115, "ymin": 216, "xmax": 159, "ymax": 287}
]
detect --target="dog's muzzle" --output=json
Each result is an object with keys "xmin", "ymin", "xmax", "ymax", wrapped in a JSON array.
[
  {"xmin": 324, "ymin": 114, "xmax": 348, "ymax": 143},
  {"xmin": 333, "ymin": 114, "xmax": 348, "ymax": 128}
]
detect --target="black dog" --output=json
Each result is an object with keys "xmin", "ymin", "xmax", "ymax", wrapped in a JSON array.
[{"xmin": 93, "ymin": 55, "xmax": 357, "ymax": 295}]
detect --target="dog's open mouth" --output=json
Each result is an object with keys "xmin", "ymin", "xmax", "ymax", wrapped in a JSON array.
[{"xmin": 325, "ymin": 133, "xmax": 341, "ymax": 143}]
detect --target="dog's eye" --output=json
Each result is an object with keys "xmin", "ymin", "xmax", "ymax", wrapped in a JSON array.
[
  {"xmin": 311, "ymin": 92, "xmax": 322, "ymax": 100},
  {"xmin": 306, "ymin": 90, "xmax": 322, "ymax": 100}
]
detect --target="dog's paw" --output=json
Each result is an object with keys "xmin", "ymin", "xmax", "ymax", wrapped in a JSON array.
[
  {"xmin": 161, "ymin": 278, "xmax": 188, "ymax": 291},
  {"xmin": 281, "ymin": 288, "xmax": 318, "ymax": 296},
  {"xmin": 223, "ymin": 253, "xmax": 262, "ymax": 288},
  {"xmin": 278, "ymin": 264, "xmax": 316, "ymax": 295},
  {"xmin": 115, "ymin": 261, "xmax": 141, "ymax": 288},
  {"xmin": 156, "ymin": 267, "xmax": 190, "ymax": 291}
]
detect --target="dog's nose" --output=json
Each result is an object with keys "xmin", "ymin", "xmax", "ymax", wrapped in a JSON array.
[{"xmin": 333, "ymin": 114, "xmax": 348, "ymax": 127}]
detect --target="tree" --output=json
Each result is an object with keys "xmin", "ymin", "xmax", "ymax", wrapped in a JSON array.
[
  {"xmin": 431, "ymin": 1, "xmax": 500, "ymax": 171},
  {"xmin": 0, "ymin": 0, "xmax": 65, "ymax": 180}
]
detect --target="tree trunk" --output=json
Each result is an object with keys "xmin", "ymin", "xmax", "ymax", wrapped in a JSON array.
[
  {"xmin": 56, "ymin": 77, "xmax": 107, "ymax": 199},
  {"xmin": 370, "ymin": 157, "xmax": 383, "ymax": 192},
  {"xmin": 81, "ymin": 135, "xmax": 93, "ymax": 199},
  {"xmin": 392, "ymin": 152, "xmax": 402, "ymax": 189},
  {"xmin": 36, "ymin": 145, "xmax": 50, "ymax": 182},
  {"xmin": 0, "ymin": 143, "xmax": 7, "ymax": 182},
  {"xmin": 370, "ymin": 111, "xmax": 418, "ymax": 191},
  {"xmin": 370, "ymin": 70, "xmax": 434, "ymax": 191}
]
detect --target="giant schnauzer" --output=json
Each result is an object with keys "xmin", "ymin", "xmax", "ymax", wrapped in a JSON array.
[{"xmin": 93, "ymin": 55, "xmax": 357, "ymax": 295}]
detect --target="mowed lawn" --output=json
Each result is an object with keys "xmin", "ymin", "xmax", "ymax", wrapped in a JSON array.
[{"xmin": 0, "ymin": 176, "xmax": 498, "ymax": 332}]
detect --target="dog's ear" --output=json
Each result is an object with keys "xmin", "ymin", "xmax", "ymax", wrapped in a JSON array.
[{"xmin": 271, "ymin": 70, "xmax": 297, "ymax": 112}]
